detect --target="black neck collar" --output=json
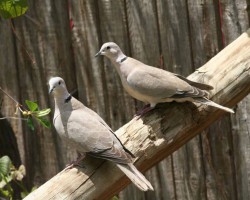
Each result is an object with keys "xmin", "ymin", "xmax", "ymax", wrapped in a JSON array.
[
  {"xmin": 64, "ymin": 95, "xmax": 72, "ymax": 103},
  {"xmin": 120, "ymin": 56, "xmax": 127, "ymax": 63}
]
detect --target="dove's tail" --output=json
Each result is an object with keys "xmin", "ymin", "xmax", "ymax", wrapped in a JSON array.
[
  {"xmin": 116, "ymin": 163, "xmax": 154, "ymax": 191},
  {"xmin": 195, "ymin": 97, "xmax": 234, "ymax": 113}
]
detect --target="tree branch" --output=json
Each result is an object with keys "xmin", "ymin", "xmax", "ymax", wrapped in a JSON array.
[{"xmin": 24, "ymin": 29, "xmax": 250, "ymax": 200}]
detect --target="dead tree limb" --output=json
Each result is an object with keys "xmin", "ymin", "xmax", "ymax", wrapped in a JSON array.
[{"xmin": 24, "ymin": 30, "xmax": 250, "ymax": 200}]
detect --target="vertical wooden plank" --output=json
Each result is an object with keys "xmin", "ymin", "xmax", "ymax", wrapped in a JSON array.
[
  {"xmin": 72, "ymin": 0, "xmax": 130, "ymax": 130},
  {"xmin": 125, "ymin": 0, "xmax": 162, "ymax": 114},
  {"xmin": 219, "ymin": 0, "xmax": 250, "ymax": 199},
  {"xmin": 187, "ymin": 1, "xmax": 240, "ymax": 200},
  {"xmin": 117, "ymin": 0, "xmax": 170, "ymax": 198},
  {"xmin": 96, "ymin": 0, "xmax": 136, "ymax": 128},
  {"xmin": 120, "ymin": 0, "xmax": 166, "ymax": 198},
  {"xmin": 187, "ymin": 0, "xmax": 220, "ymax": 66},
  {"xmin": 11, "ymin": 0, "xmax": 76, "ymax": 186},
  {"xmin": 231, "ymin": 97, "xmax": 250, "ymax": 200},
  {"xmin": 219, "ymin": 0, "xmax": 246, "ymax": 44},
  {"xmin": 203, "ymin": 118, "xmax": 236, "ymax": 200},
  {"xmin": 120, "ymin": 157, "xmax": 175, "ymax": 200},
  {"xmin": 172, "ymin": 137, "xmax": 206, "ymax": 200},
  {"xmin": 186, "ymin": 1, "xmax": 224, "ymax": 200},
  {"xmin": 151, "ymin": 157, "xmax": 176, "ymax": 200},
  {"xmin": 157, "ymin": 1, "xmax": 206, "ymax": 200},
  {"xmin": 71, "ymin": 1, "xmax": 108, "ymax": 120},
  {"xmin": 126, "ymin": 0, "xmax": 160, "ymax": 65},
  {"xmin": 156, "ymin": 0, "xmax": 193, "ymax": 75},
  {"xmin": 71, "ymin": 0, "xmax": 133, "ymax": 128},
  {"xmin": 0, "ymin": 19, "xmax": 24, "ymax": 162}
]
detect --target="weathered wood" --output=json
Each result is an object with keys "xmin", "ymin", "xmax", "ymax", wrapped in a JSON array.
[
  {"xmin": 71, "ymin": 1, "xmax": 107, "ymax": 119},
  {"xmin": 187, "ymin": 1, "xmax": 231, "ymax": 199},
  {"xmin": 97, "ymin": 0, "xmax": 136, "ymax": 128},
  {"xmin": 0, "ymin": 19, "xmax": 24, "ymax": 162},
  {"xmin": 219, "ymin": 0, "xmax": 250, "ymax": 199},
  {"xmin": 122, "ymin": 0, "xmax": 250, "ymax": 199},
  {"xmin": 24, "ymin": 29, "xmax": 250, "ymax": 200},
  {"xmin": 156, "ymin": 0, "xmax": 192, "ymax": 75},
  {"xmin": 11, "ymin": 0, "xmax": 76, "ymax": 185},
  {"xmin": 231, "ymin": 96, "xmax": 250, "ymax": 200},
  {"xmin": 156, "ymin": 1, "xmax": 206, "ymax": 199},
  {"xmin": 121, "ymin": 0, "xmax": 162, "ymax": 196},
  {"xmin": 125, "ymin": 0, "xmax": 162, "ymax": 114},
  {"xmin": 126, "ymin": 0, "xmax": 160, "ymax": 65}
]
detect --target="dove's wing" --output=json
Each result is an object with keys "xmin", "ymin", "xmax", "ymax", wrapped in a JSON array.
[
  {"xmin": 174, "ymin": 74, "xmax": 213, "ymax": 90},
  {"xmin": 127, "ymin": 66, "xmax": 207, "ymax": 100},
  {"xmin": 81, "ymin": 106, "xmax": 135, "ymax": 158},
  {"xmin": 63, "ymin": 106, "xmax": 131, "ymax": 164}
]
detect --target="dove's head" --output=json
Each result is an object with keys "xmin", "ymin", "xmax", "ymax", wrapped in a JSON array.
[
  {"xmin": 49, "ymin": 77, "xmax": 67, "ymax": 95},
  {"xmin": 95, "ymin": 42, "xmax": 124, "ymax": 60}
]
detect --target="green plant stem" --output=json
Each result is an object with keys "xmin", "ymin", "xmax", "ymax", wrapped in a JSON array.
[
  {"xmin": 0, "ymin": 87, "xmax": 20, "ymax": 105},
  {"xmin": 13, "ymin": 180, "xmax": 29, "ymax": 195},
  {"xmin": 0, "ymin": 116, "xmax": 27, "ymax": 121},
  {"xmin": 1, "ymin": 174, "xmax": 13, "ymax": 198},
  {"xmin": 0, "ymin": 86, "xmax": 28, "ymax": 112}
]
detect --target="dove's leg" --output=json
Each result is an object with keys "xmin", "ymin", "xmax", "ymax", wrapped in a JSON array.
[
  {"xmin": 135, "ymin": 103, "xmax": 155, "ymax": 119},
  {"xmin": 135, "ymin": 104, "xmax": 150, "ymax": 116},
  {"xmin": 64, "ymin": 153, "xmax": 86, "ymax": 170}
]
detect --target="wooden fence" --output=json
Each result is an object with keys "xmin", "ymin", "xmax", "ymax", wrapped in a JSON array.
[{"xmin": 0, "ymin": 0, "xmax": 249, "ymax": 199}]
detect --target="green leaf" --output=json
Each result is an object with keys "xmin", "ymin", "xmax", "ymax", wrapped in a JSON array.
[
  {"xmin": 27, "ymin": 117, "xmax": 35, "ymax": 131},
  {"xmin": 25, "ymin": 100, "xmax": 38, "ymax": 112},
  {"xmin": 21, "ymin": 191, "xmax": 26, "ymax": 199},
  {"xmin": 0, "ymin": 174, "xmax": 12, "ymax": 188},
  {"xmin": 31, "ymin": 186, "xmax": 37, "ymax": 192},
  {"xmin": 0, "ymin": 0, "xmax": 28, "ymax": 19},
  {"xmin": 110, "ymin": 196, "xmax": 119, "ymax": 200},
  {"xmin": 0, "ymin": 188, "xmax": 10, "ymax": 197},
  {"xmin": 33, "ymin": 108, "xmax": 51, "ymax": 117},
  {"xmin": 21, "ymin": 186, "xmax": 36, "ymax": 198},
  {"xmin": 0, "ymin": 156, "xmax": 11, "ymax": 176},
  {"xmin": 36, "ymin": 117, "xmax": 51, "ymax": 128}
]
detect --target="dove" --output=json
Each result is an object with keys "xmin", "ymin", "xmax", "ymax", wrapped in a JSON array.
[
  {"xmin": 95, "ymin": 42, "xmax": 234, "ymax": 115},
  {"xmin": 49, "ymin": 77, "xmax": 153, "ymax": 191}
]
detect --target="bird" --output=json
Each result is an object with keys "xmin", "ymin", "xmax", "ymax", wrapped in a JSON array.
[
  {"xmin": 48, "ymin": 77, "xmax": 153, "ymax": 191},
  {"xmin": 95, "ymin": 42, "xmax": 234, "ymax": 115}
]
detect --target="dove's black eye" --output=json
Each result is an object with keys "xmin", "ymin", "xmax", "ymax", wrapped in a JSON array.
[
  {"xmin": 107, "ymin": 46, "xmax": 110, "ymax": 50},
  {"xmin": 58, "ymin": 81, "xmax": 61, "ymax": 85}
]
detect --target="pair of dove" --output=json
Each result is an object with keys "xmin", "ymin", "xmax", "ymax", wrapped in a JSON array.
[{"xmin": 49, "ymin": 43, "xmax": 234, "ymax": 191}]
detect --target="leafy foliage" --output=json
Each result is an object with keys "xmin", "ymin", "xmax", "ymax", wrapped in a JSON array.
[
  {"xmin": 0, "ymin": 0, "xmax": 28, "ymax": 19},
  {"xmin": 0, "ymin": 156, "xmax": 33, "ymax": 199},
  {"xmin": 27, "ymin": 117, "xmax": 35, "ymax": 131},
  {"xmin": 24, "ymin": 100, "xmax": 51, "ymax": 130},
  {"xmin": 25, "ymin": 100, "xmax": 38, "ymax": 112},
  {"xmin": 0, "ymin": 156, "xmax": 13, "ymax": 198},
  {"xmin": 0, "ymin": 86, "xmax": 51, "ymax": 130},
  {"xmin": 0, "ymin": 156, "xmax": 11, "ymax": 178}
]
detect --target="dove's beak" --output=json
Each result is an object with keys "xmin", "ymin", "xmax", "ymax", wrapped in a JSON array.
[
  {"xmin": 49, "ymin": 86, "xmax": 55, "ymax": 94},
  {"xmin": 95, "ymin": 51, "xmax": 101, "ymax": 57}
]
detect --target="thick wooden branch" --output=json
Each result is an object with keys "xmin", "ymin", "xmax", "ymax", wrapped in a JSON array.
[{"xmin": 24, "ymin": 30, "xmax": 250, "ymax": 200}]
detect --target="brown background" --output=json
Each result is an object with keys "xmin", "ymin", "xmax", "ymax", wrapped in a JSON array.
[{"xmin": 0, "ymin": 0, "xmax": 249, "ymax": 199}]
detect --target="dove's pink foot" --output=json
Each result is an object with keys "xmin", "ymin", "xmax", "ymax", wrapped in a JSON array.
[
  {"xmin": 135, "ymin": 104, "xmax": 154, "ymax": 119},
  {"xmin": 64, "ymin": 153, "xmax": 86, "ymax": 170}
]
